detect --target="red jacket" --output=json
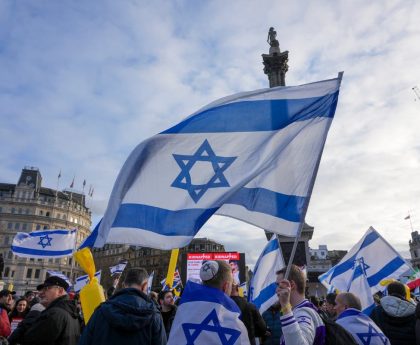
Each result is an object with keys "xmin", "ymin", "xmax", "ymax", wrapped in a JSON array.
[{"xmin": 0, "ymin": 308, "xmax": 11, "ymax": 337}]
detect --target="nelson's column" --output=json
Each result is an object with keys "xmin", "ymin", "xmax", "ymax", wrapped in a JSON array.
[{"xmin": 262, "ymin": 27, "xmax": 313, "ymax": 268}]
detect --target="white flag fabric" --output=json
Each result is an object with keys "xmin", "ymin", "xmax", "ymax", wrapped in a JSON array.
[
  {"xmin": 347, "ymin": 259, "xmax": 376, "ymax": 315},
  {"xmin": 336, "ymin": 308, "xmax": 390, "ymax": 345},
  {"xmin": 110, "ymin": 261, "xmax": 128, "ymax": 275},
  {"xmin": 168, "ymin": 281, "xmax": 250, "ymax": 345},
  {"xmin": 47, "ymin": 270, "xmax": 72, "ymax": 287},
  {"xmin": 74, "ymin": 270, "xmax": 101, "ymax": 293},
  {"xmin": 319, "ymin": 227, "xmax": 411, "ymax": 295},
  {"xmin": 92, "ymin": 76, "xmax": 342, "ymax": 249},
  {"xmin": 147, "ymin": 271, "xmax": 154, "ymax": 294},
  {"xmin": 249, "ymin": 235, "xmax": 284, "ymax": 314},
  {"xmin": 11, "ymin": 229, "xmax": 76, "ymax": 258}
]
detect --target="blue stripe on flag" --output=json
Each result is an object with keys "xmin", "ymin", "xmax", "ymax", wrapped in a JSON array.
[
  {"xmin": 29, "ymin": 229, "xmax": 76, "ymax": 236},
  {"xmin": 11, "ymin": 246, "xmax": 73, "ymax": 256},
  {"xmin": 112, "ymin": 204, "xmax": 218, "ymax": 236},
  {"xmin": 367, "ymin": 256, "xmax": 406, "ymax": 287},
  {"xmin": 252, "ymin": 239, "xmax": 279, "ymax": 274},
  {"xmin": 162, "ymin": 93, "xmax": 339, "ymax": 134},
  {"xmin": 329, "ymin": 231, "xmax": 380, "ymax": 282},
  {"xmin": 252, "ymin": 282, "xmax": 277, "ymax": 309},
  {"xmin": 363, "ymin": 303, "xmax": 375, "ymax": 316},
  {"xmin": 226, "ymin": 187, "xmax": 307, "ymax": 223}
]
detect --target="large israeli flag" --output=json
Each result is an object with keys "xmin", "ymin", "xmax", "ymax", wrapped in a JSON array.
[
  {"xmin": 93, "ymin": 75, "xmax": 342, "ymax": 249},
  {"xmin": 319, "ymin": 227, "xmax": 412, "ymax": 295},
  {"xmin": 11, "ymin": 229, "xmax": 76, "ymax": 258},
  {"xmin": 249, "ymin": 235, "xmax": 284, "ymax": 314},
  {"xmin": 168, "ymin": 281, "xmax": 249, "ymax": 345}
]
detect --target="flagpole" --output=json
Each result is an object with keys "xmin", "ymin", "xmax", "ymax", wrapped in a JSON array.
[
  {"xmin": 284, "ymin": 71, "xmax": 344, "ymax": 280},
  {"xmin": 408, "ymin": 212, "xmax": 414, "ymax": 232}
]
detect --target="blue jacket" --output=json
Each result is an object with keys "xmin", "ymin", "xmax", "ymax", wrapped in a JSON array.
[
  {"xmin": 262, "ymin": 305, "xmax": 282, "ymax": 345},
  {"xmin": 79, "ymin": 288, "xmax": 167, "ymax": 345}
]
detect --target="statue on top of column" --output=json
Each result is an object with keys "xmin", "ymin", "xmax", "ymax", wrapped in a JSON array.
[{"xmin": 267, "ymin": 27, "xmax": 280, "ymax": 48}]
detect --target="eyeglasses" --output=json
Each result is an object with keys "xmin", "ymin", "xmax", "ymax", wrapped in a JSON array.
[{"xmin": 40, "ymin": 285, "xmax": 60, "ymax": 293}]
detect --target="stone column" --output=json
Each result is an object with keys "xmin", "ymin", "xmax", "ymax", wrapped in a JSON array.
[{"xmin": 262, "ymin": 50, "xmax": 289, "ymax": 87}]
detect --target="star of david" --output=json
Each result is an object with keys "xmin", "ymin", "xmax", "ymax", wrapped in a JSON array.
[
  {"xmin": 355, "ymin": 257, "xmax": 370, "ymax": 275},
  {"xmin": 171, "ymin": 140, "xmax": 237, "ymax": 203},
  {"xmin": 182, "ymin": 309, "xmax": 241, "ymax": 345},
  {"xmin": 38, "ymin": 234, "xmax": 53, "ymax": 248},
  {"xmin": 202, "ymin": 263, "xmax": 213, "ymax": 272},
  {"xmin": 356, "ymin": 324, "xmax": 388, "ymax": 345}
]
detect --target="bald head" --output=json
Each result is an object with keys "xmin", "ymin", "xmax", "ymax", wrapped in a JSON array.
[{"xmin": 334, "ymin": 292, "xmax": 362, "ymax": 316}]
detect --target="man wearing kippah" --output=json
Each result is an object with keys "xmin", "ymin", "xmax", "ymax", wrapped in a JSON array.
[{"xmin": 20, "ymin": 276, "xmax": 81, "ymax": 345}]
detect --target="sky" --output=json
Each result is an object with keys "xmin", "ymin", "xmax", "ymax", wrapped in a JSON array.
[{"xmin": 1, "ymin": 0, "xmax": 420, "ymax": 267}]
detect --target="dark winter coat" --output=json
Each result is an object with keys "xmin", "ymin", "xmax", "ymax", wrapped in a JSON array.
[
  {"xmin": 231, "ymin": 295, "xmax": 267, "ymax": 345},
  {"xmin": 79, "ymin": 288, "xmax": 167, "ymax": 345},
  {"xmin": 8, "ymin": 303, "xmax": 45, "ymax": 345},
  {"xmin": 261, "ymin": 305, "xmax": 282, "ymax": 345},
  {"xmin": 21, "ymin": 295, "xmax": 81, "ymax": 345},
  {"xmin": 160, "ymin": 304, "xmax": 177, "ymax": 339},
  {"xmin": 370, "ymin": 295, "xmax": 416, "ymax": 345}
]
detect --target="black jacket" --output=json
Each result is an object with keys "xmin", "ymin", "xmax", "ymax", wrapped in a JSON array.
[
  {"xmin": 79, "ymin": 288, "xmax": 167, "ymax": 345},
  {"xmin": 8, "ymin": 303, "xmax": 44, "ymax": 345},
  {"xmin": 21, "ymin": 295, "xmax": 81, "ymax": 345},
  {"xmin": 231, "ymin": 295, "xmax": 267, "ymax": 345},
  {"xmin": 370, "ymin": 295, "xmax": 416, "ymax": 345},
  {"xmin": 160, "ymin": 304, "xmax": 177, "ymax": 339}
]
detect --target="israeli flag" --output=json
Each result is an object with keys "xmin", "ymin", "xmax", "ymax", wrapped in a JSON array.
[
  {"xmin": 249, "ymin": 235, "xmax": 284, "ymax": 314},
  {"xmin": 47, "ymin": 270, "xmax": 73, "ymax": 287},
  {"xmin": 110, "ymin": 261, "xmax": 128, "ymax": 275},
  {"xmin": 74, "ymin": 270, "xmax": 101, "ymax": 293},
  {"xmin": 319, "ymin": 227, "xmax": 411, "ymax": 295},
  {"xmin": 147, "ymin": 271, "xmax": 154, "ymax": 294},
  {"xmin": 93, "ymin": 76, "xmax": 342, "ymax": 249},
  {"xmin": 11, "ymin": 229, "xmax": 76, "ymax": 258},
  {"xmin": 168, "ymin": 281, "xmax": 249, "ymax": 345},
  {"xmin": 347, "ymin": 259, "xmax": 376, "ymax": 315}
]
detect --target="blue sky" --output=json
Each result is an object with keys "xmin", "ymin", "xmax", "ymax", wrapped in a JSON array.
[{"xmin": 1, "ymin": 0, "xmax": 420, "ymax": 266}]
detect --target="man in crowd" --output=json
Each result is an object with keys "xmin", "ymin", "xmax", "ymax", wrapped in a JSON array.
[
  {"xmin": 79, "ymin": 267, "xmax": 166, "ymax": 345},
  {"xmin": 323, "ymin": 293, "xmax": 337, "ymax": 321},
  {"xmin": 334, "ymin": 292, "xmax": 389, "ymax": 345},
  {"xmin": 230, "ymin": 283, "xmax": 267, "ymax": 345},
  {"xmin": 261, "ymin": 302, "xmax": 282, "ymax": 345},
  {"xmin": 20, "ymin": 276, "xmax": 81, "ymax": 345},
  {"xmin": 158, "ymin": 290, "xmax": 177, "ymax": 338},
  {"xmin": 0, "ymin": 289, "xmax": 14, "ymax": 337},
  {"xmin": 276, "ymin": 265, "xmax": 325, "ymax": 345},
  {"xmin": 370, "ymin": 281, "xmax": 416, "ymax": 345}
]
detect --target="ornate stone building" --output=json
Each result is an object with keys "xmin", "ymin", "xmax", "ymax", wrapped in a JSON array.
[
  {"xmin": 93, "ymin": 237, "xmax": 225, "ymax": 290},
  {"xmin": 0, "ymin": 167, "xmax": 92, "ymax": 294},
  {"xmin": 409, "ymin": 231, "xmax": 420, "ymax": 269}
]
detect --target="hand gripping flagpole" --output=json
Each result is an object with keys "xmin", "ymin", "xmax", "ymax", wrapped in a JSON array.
[{"xmin": 284, "ymin": 72, "xmax": 344, "ymax": 280}]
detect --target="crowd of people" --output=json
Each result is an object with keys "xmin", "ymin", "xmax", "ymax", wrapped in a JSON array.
[{"xmin": 1, "ymin": 262, "xmax": 420, "ymax": 344}]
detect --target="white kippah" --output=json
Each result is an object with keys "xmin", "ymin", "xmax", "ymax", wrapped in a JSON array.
[{"xmin": 200, "ymin": 261, "xmax": 219, "ymax": 281}]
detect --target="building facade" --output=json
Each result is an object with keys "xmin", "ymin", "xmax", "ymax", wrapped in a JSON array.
[
  {"xmin": 0, "ymin": 167, "xmax": 92, "ymax": 294},
  {"xmin": 410, "ymin": 231, "xmax": 420, "ymax": 269}
]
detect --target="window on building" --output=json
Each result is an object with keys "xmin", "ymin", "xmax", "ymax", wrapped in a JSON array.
[
  {"xmin": 7, "ymin": 223, "xmax": 12, "ymax": 230},
  {"xmin": 36, "ymin": 224, "xmax": 41, "ymax": 230},
  {"xmin": 30, "ymin": 258, "xmax": 34, "ymax": 262},
  {"xmin": 0, "ymin": 207, "xmax": 2, "ymax": 213},
  {"xmin": 43, "ymin": 225, "xmax": 48, "ymax": 229},
  {"xmin": 25, "ymin": 208, "xmax": 30, "ymax": 214},
  {"xmin": 34, "ymin": 269, "xmax": 40, "ymax": 279},
  {"xmin": 4, "ymin": 267, "xmax": 10, "ymax": 277},
  {"xmin": 46, "ymin": 212, "xmax": 50, "ymax": 217},
  {"xmin": 26, "ymin": 268, "xmax": 33, "ymax": 278},
  {"xmin": 7, "ymin": 251, "xmax": 13, "ymax": 259},
  {"xmin": 4, "ymin": 236, "xmax": 9, "ymax": 245},
  {"xmin": 55, "ymin": 258, "xmax": 60, "ymax": 264},
  {"xmin": 11, "ymin": 208, "xmax": 15, "ymax": 214},
  {"xmin": 69, "ymin": 258, "xmax": 73, "ymax": 266},
  {"xmin": 11, "ymin": 271, "xmax": 15, "ymax": 278},
  {"xmin": 14, "ymin": 223, "xmax": 20, "ymax": 230},
  {"xmin": 22, "ymin": 223, "xmax": 27, "ymax": 231},
  {"xmin": 18, "ymin": 208, "xmax": 22, "ymax": 214},
  {"xmin": 57, "ymin": 213, "xmax": 61, "ymax": 219},
  {"xmin": 39, "ymin": 210, "xmax": 43, "ymax": 216}
]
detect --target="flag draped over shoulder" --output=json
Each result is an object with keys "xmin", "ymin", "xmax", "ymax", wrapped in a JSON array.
[
  {"xmin": 93, "ymin": 76, "xmax": 342, "ymax": 249},
  {"xmin": 249, "ymin": 235, "xmax": 284, "ymax": 314},
  {"xmin": 319, "ymin": 227, "xmax": 412, "ymax": 295},
  {"xmin": 11, "ymin": 229, "xmax": 76, "ymax": 258},
  {"xmin": 168, "ymin": 281, "xmax": 249, "ymax": 345}
]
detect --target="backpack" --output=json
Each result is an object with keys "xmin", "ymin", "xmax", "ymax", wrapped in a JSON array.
[{"xmin": 318, "ymin": 312, "xmax": 359, "ymax": 345}]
